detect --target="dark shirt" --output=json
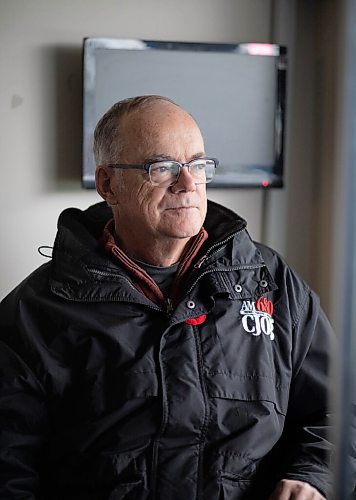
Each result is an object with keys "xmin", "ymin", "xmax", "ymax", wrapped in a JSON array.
[{"xmin": 133, "ymin": 259, "xmax": 179, "ymax": 297}]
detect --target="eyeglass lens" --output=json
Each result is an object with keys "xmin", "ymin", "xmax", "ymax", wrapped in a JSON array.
[{"xmin": 149, "ymin": 159, "xmax": 216, "ymax": 187}]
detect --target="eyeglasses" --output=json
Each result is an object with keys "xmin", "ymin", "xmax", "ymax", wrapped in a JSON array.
[{"xmin": 107, "ymin": 157, "xmax": 219, "ymax": 188}]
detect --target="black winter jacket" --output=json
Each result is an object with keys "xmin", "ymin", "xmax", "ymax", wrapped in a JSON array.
[{"xmin": 0, "ymin": 201, "xmax": 334, "ymax": 499}]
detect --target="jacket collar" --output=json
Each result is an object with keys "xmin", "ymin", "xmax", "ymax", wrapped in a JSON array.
[
  {"xmin": 49, "ymin": 201, "xmax": 269, "ymax": 303},
  {"xmin": 101, "ymin": 218, "xmax": 208, "ymax": 308}
]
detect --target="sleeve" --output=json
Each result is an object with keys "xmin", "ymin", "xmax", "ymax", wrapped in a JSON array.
[
  {"xmin": 278, "ymin": 289, "xmax": 335, "ymax": 497},
  {"xmin": 0, "ymin": 295, "xmax": 48, "ymax": 499}
]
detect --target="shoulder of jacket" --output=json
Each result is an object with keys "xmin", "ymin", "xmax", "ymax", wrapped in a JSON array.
[
  {"xmin": 1, "ymin": 262, "xmax": 51, "ymax": 314},
  {"xmin": 254, "ymin": 241, "xmax": 317, "ymax": 327}
]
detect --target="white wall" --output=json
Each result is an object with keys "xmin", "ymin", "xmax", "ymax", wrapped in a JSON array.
[
  {"xmin": 2, "ymin": 0, "xmax": 337, "ymax": 318},
  {"xmin": 0, "ymin": 0, "xmax": 280, "ymax": 299}
]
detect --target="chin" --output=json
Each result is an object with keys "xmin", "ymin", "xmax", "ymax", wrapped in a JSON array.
[
  {"xmin": 174, "ymin": 231, "xmax": 199, "ymax": 239},
  {"xmin": 159, "ymin": 210, "xmax": 205, "ymax": 239},
  {"xmin": 165, "ymin": 223, "xmax": 202, "ymax": 239}
]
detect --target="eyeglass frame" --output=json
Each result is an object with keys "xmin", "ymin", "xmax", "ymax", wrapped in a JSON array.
[{"xmin": 106, "ymin": 157, "xmax": 219, "ymax": 187}]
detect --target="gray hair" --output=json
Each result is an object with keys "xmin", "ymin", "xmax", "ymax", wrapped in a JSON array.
[{"xmin": 93, "ymin": 95, "xmax": 179, "ymax": 165}]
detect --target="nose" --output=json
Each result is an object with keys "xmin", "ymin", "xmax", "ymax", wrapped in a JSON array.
[{"xmin": 170, "ymin": 165, "xmax": 197, "ymax": 193}]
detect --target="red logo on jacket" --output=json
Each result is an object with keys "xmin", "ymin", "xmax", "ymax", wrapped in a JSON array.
[{"xmin": 256, "ymin": 296, "xmax": 274, "ymax": 316}]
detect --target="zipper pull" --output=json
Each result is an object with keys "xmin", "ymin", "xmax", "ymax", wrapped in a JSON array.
[
  {"xmin": 166, "ymin": 298, "xmax": 173, "ymax": 315},
  {"xmin": 194, "ymin": 255, "xmax": 207, "ymax": 269}
]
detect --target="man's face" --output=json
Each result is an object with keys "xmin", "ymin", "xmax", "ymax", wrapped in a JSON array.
[{"xmin": 108, "ymin": 102, "xmax": 208, "ymax": 250}]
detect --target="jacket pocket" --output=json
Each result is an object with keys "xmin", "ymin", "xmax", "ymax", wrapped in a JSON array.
[
  {"xmin": 218, "ymin": 472, "xmax": 254, "ymax": 500},
  {"xmin": 203, "ymin": 453, "xmax": 257, "ymax": 500},
  {"xmin": 205, "ymin": 369, "xmax": 288, "ymax": 416},
  {"xmin": 105, "ymin": 450, "xmax": 150, "ymax": 500},
  {"xmin": 108, "ymin": 478, "xmax": 146, "ymax": 499},
  {"xmin": 47, "ymin": 370, "xmax": 160, "ymax": 497},
  {"xmin": 203, "ymin": 371, "xmax": 289, "ymax": 491}
]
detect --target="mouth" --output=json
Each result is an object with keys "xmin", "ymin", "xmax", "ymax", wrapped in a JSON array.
[{"xmin": 164, "ymin": 206, "xmax": 197, "ymax": 211}]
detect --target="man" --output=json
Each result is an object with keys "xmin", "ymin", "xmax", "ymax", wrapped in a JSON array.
[{"xmin": 0, "ymin": 95, "xmax": 333, "ymax": 499}]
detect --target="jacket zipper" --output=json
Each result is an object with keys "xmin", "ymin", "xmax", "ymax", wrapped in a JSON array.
[
  {"xmin": 86, "ymin": 267, "xmax": 135, "ymax": 284},
  {"xmin": 193, "ymin": 324, "xmax": 210, "ymax": 500},
  {"xmin": 193, "ymin": 228, "xmax": 245, "ymax": 269},
  {"xmin": 72, "ymin": 268, "xmax": 163, "ymax": 312},
  {"xmin": 151, "ymin": 319, "xmax": 171, "ymax": 498}
]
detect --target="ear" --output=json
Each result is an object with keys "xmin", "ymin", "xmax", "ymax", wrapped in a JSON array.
[{"xmin": 95, "ymin": 165, "xmax": 118, "ymax": 205}]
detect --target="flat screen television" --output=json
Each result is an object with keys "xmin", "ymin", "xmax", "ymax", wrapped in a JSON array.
[{"xmin": 82, "ymin": 38, "xmax": 287, "ymax": 189}]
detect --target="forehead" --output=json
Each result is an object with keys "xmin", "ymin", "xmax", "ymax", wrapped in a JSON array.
[{"xmin": 119, "ymin": 102, "xmax": 205, "ymax": 160}]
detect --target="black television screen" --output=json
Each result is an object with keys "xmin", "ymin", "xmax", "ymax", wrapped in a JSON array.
[{"xmin": 82, "ymin": 38, "xmax": 287, "ymax": 188}]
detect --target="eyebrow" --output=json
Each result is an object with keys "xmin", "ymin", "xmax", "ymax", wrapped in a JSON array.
[{"xmin": 145, "ymin": 152, "xmax": 206, "ymax": 162}]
